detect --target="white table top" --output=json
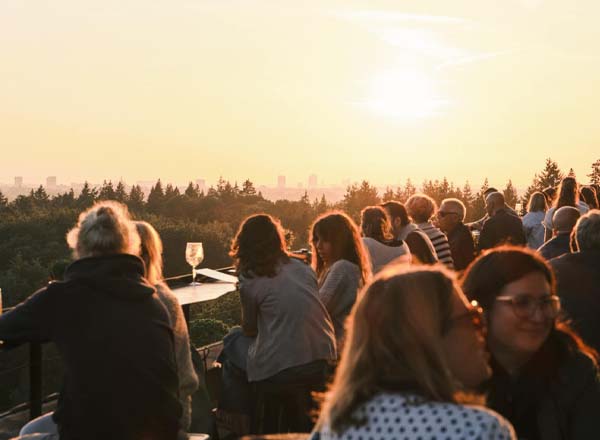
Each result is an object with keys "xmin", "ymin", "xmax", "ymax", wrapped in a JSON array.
[{"xmin": 172, "ymin": 281, "xmax": 237, "ymax": 306}]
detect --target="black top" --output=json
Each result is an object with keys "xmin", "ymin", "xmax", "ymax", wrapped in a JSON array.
[
  {"xmin": 486, "ymin": 330, "xmax": 600, "ymax": 440},
  {"xmin": 0, "ymin": 254, "xmax": 181, "ymax": 440},
  {"xmin": 539, "ymin": 233, "xmax": 571, "ymax": 261},
  {"xmin": 478, "ymin": 208, "xmax": 526, "ymax": 251},
  {"xmin": 552, "ymin": 250, "xmax": 600, "ymax": 354},
  {"xmin": 404, "ymin": 231, "xmax": 438, "ymax": 264},
  {"xmin": 446, "ymin": 222, "xmax": 475, "ymax": 271}
]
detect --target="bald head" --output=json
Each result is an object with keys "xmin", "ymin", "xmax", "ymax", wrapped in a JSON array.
[
  {"xmin": 485, "ymin": 192, "xmax": 505, "ymax": 216},
  {"xmin": 553, "ymin": 206, "xmax": 580, "ymax": 234}
]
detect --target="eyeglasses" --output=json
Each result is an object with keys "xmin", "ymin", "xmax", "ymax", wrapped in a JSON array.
[
  {"xmin": 495, "ymin": 294, "xmax": 561, "ymax": 320},
  {"xmin": 437, "ymin": 211, "xmax": 459, "ymax": 218},
  {"xmin": 444, "ymin": 300, "xmax": 486, "ymax": 335}
]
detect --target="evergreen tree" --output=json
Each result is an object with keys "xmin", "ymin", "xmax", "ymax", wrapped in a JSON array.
[
  {"xmin": 52, "ymin": 189, "xmax": 76, "ymax": 208},
  {"xmin": 313, "ymin": 194, "xmax": 329, "ymax": 215},
  {"xmin": 97, "ymin": 180, "xmax": 116, "ymax": 200},
  {"xmin": 32, "ymin": 186, "xmax": 49, "ymax": 204},
  {"xmin": 382, "ymin": 187, "xmax": 395, "ymax": 202},
  {"xmin": 128, "ymin": 185, "xmax": 145, "ymax": 211},
  {"xmin": 184, "ymin": 182, "xmax": 200, "ymax": 199},
  {"xmin": 538, "ymin": 158, "xmax": 564, "ymax": 189},
  {"xmin": 503, "ymin": 180, "xmax": 518, "ymax": 210},
  {"xmin": 341, "ymin": 180, "xmax": 380, "ymax": 221},
  {"xmin": 164, "ymin": 183, "xmax": 180, "ymax": 199},
  {"xmin": 114, "ymin": 181, "xmax": 128, "ymax": 202},
  {"xmin": 300, "ymin": 191, "xmax": 310, "ymax": 205},
  {"xmin": 77, "ymin": 182, "xmax": 97, "ymax": 208},
  {"xmin": 0, "ymin": 190, "xmax": 8, "ymax": 209},
  {"xmin": 241, "ymin": 179, "xmax": 257, "ymax": 197},
  {"xmin": 462, "ymin": 181, "xmax": 475, "ymax": 221},
  {"xmin": 147, "ymin": 179, "xmax": 165, "ymax": 212},
  {"xmin": 588, "ymin": 159, "xmax": 600, "ymax": 185}
]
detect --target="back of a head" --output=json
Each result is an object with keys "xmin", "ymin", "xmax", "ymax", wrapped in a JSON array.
[
  {"xmin": 322, "ymin": 266, "xmax": 460, "ymax": 432},
  {"xmin": 380, "ymin": 201, "xmax": 410, "ymax": 226},
  {"xmin": 360, "ymin": 206, "xmax": 393, "ymax": 242},
  {"xmin": 461, "ymin": 246, "xmax": 554, "ymax": 311},
  {"xmin": 135, "ymin": 221, "xmax": 164, "ymax": 285},
  {"xmin": 485, "ymin": 191, "xmax": 505, "ymax": 210},
  {"xmin": 66, "ymin": 201, "xmax": 139, "ymax": 259},
  {"xmin": 581, "ymin": 186, "xmax": 599, "ymax": 209},
  {"xmin": 552, "ymin": 206, "xmax": 580, "ymax": 234},
  {"xmin": 527, "ymin": 191, "xmax": 548, "ymax": 213},
  {"xmin": 556, "ymin": 176, "xmax": 579, "ymax": 208},
  {"xmin": 575, "ymin": 210, "xmax": 600, "ymax": 252},
  {"xmin": 406, "ymin": 194, "xmax": 437, "ymax": 224},
  {"xmin": 230, "ymin": 213, "xmax": 288, "ymax": 278},
  {"xmin": 484, "ymin": 187, "xmax": 498, "ymax": 198}
]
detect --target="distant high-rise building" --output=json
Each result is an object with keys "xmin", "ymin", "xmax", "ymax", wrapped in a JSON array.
[
  {"xmin": 308, "ymin": 174, "xmax": 318, "ymax": 188},
  {"xmin": 195, "ymin": 179, "xmax": 206, "ymax": 191},
  {"xmin": 14, "ymin": 176, "xmax": 23, "ymax": 187},
  {"xmin": 46, "ymin": 176, "xmax": 57, "ymax": 188},
  {"xmin": 277, "ymin": 175, "xmax": 286, "ymax": 189}
]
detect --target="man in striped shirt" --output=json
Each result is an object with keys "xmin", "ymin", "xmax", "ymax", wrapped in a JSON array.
[{"xmin": 406, "ymin": 193, "xmax": 455, "ymax": 269}]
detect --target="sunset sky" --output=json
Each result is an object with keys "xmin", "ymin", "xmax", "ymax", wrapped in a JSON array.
[{"xmin": 2, "ymin": 0, "xmax": 600, "ymax": 190}]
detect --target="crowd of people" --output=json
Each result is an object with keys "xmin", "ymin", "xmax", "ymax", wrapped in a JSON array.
[{"xmin": 0, "ymin": 177, "xmax": 599, "ymax": 440}]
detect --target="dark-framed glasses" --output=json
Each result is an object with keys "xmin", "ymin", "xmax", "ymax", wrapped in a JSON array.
[
  {"xmin": 495, "ymin": 294, "xmax": 561, "ymax": 319},
  {"xmin": 445, "ymin": 300, "xmax": 486, "ymax": 335}
]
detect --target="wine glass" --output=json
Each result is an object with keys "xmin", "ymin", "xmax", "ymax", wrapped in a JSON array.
[{"xmin": 186, "ymin": 242, "xmax": 204, "ymax": 286}]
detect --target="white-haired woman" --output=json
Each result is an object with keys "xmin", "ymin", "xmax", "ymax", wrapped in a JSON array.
[
  {"xmin": 0, "ymin": 201, "xmax": 181, "ymax": 440},
  {"xmin": 136, "ymin": 221, "xmax": 199, "ymax": 439}
]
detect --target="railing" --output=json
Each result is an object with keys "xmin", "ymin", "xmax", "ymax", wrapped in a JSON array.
[{"xmin": 0, "ymin": 267, "xmax": 235, "ymax": 425}]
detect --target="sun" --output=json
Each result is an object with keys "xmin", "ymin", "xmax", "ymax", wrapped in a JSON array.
[{"xmin": 363, "ymin": 68, "xmax": 448, "ymax": 121}]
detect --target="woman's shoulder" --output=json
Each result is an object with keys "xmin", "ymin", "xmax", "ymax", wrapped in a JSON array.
[
  {"xmin": 330, "ymin": 259, "xmax": 360, "ymax": 274},
  {"xmin": 318, "ymin": 393, "xmax": 515, "ymax": 439}
]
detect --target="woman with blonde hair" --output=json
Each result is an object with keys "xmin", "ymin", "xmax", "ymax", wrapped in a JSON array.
[
  {"xmin": 135, "ymin": 221, "xmax": 199, "ymax": 440},
  {"xmin": 522, "ymin": 191, "xmax": 547, "ymax": 249},
  {"xmin": 310, "ymin": 211, "xmax": 371, "ymax": 348},
  {"xmin": 313, "ymin": 267, "xmax": 515, "ymax": 440},
  {"xmin": 1, "ymin": 201, "xmax": 181, "ymax": 440}
]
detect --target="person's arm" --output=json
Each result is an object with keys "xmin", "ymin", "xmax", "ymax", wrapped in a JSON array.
[
  {"xmin": 405, "ymin": 232, "xmax": 437, "ymax": 264},
  {"xmin": 0, "ymin": 286, "xmax": 52, "ymax": 346},
  {"xmin": 453, "ymin": 229, "xmax": 475, "ymax": 271},
  {"xmin": 239, "ymin": 282, "xmax": 258, "ymax": 337},
  {"xmin": 319, "ymin": 262, "xmax": 352, "ymax": 311},
  {"xmin": 478, "ymin": 222, "xmax": 493, "ymax": 251}
]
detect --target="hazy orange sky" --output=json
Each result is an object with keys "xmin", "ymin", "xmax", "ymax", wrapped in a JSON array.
[{"xmin": 2, "ymin": 0, "xmax": 599, "ymax": 190}]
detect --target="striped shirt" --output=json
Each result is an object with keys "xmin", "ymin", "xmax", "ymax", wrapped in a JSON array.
[{"xmin": 417, "ymin": 222, "xmax": 455, "ymax": 270}]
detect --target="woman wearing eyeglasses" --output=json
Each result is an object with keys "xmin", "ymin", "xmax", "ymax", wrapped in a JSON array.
[
  {"xmin": 313, "ymin": 266, "xmax": 515, "ymax": 440},
  {"xmin": 462, "ymin": 246, "xmax": 600, "ymax": 440}
]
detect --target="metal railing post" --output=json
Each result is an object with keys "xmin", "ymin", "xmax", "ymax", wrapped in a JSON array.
[{"xmin": 29, "ymin": 342, "xmax": 42, "ymax": 419}]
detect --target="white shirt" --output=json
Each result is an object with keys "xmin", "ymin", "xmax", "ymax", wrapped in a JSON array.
[{"xmin": 315, "ymin": 393, "xmax": 516, "ymax": 440}]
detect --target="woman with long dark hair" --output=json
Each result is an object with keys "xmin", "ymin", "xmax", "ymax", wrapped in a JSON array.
[
  {"xmin": 310, "ymin": 211, "xmax": 371, "ymax": 347},
  {"xmin": 543, "ymin": 177, "xmax": 589, "ymax": 240},
  {"xmin": 313, "ymin": 267, "xmax": 515, "ymax": 439},
  {"xmin": 462, "ymin": 246, "xmax": 600, "ymax": 440},
  {"xmin": 580, "ymin": 186, "xmax": 599, "ymax": 210},
  {"xmin": 230, "ymin": 214, "xmax": 336, "ymax": 431},
  {"xmin": 360, "ymin": 206, "xmax": 410, "ymax": 273}
]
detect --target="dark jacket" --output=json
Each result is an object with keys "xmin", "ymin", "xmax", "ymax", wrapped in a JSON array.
[
  {"xmin": 538, "ymin": 233, "xmax": 571, "ymax": 261},
  {"xmin": 405, "ymin": 231, "xmax": 438, "ymax": 264},
  {"xmin": 487, "ymin": 331, "xmax": 600, "ymax": 440},
  {"xmin": 551, "ymin": 250, "xmax": 600, "ymax": 353},
  {"xmin": 478, "ymin": 208, "xmax": 526, "ymax": 251},
  {"xmin": 445, "ymin": 222, "xmax": 475, "ymax": 271},
  {"xmin": 0, "ymin": 254, "xmax": 181, "ymax": 440}
]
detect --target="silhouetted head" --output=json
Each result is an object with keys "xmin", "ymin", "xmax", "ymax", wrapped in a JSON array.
[
  {"xmin": 406, "ymin": 193, "xmax": 437, "ymax": 224},
  {"xmin": 527, "ymin": 191, "xmax": 547, "ymax": 213},
  {"xmin": 574, "ymin": 210, "xmax": 600, "ymax": 252},
  {"xmin": 66, "ymin": 201, "xmax": 140, "ymax": 259},
  {"xmin": 360, "ymin": 206, "xmax": 393, "ymax": 243},
  {"xmin": 552, "ymin": 206, "xmax": 580, "ymax": 235}
]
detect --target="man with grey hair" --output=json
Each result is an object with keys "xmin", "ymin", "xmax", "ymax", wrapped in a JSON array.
[
  {"xmin": 552, "ymin": 210, "xmax": 600, "ymax": 352},
  {"xmin": 538, "ymin": 206, "xmax": 580, "ymax": 260},
  {"xmin": 406, "ymin": 193, "xmax": 454, "ymax": 269},
  {"xmin": 478, "ymin": 192, "xmax": 526, "ymax": 251},
  {"xmin": 437, "ymin": 198, "xmax": 474, "ymax": 271}
]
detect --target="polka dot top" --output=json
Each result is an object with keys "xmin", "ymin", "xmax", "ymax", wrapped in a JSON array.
[{"xmin": 314, "ymin": 393, "xmax": 516, "ymax": 440}]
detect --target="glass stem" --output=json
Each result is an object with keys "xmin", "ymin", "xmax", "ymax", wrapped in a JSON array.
[{"xmin": 192, "ymin": 266, "xmax": 196, "ymax": 283}]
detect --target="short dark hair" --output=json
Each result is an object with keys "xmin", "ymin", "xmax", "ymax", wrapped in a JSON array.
[{"xmin": 380, "ymin": 201, "xmax": 410, "ymax": 226}]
